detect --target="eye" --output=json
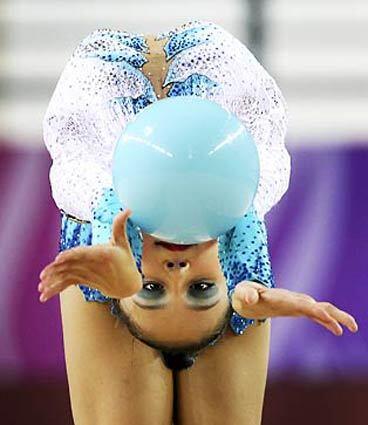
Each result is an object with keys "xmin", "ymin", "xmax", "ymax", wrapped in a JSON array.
[
  {"xmin": 191, "ymin": 282, "xmax": 215, "ymax": 291},
  {"xmin": 188, "ymin": 282, "xmax": 217, "ymax": 299},
  {"xmin": 136, "ymin": 281, "xmax": 166, "ymax": 301},
  {"xmin": 142, "ymin": 282, "xmax": 165, "ymax": 293}
]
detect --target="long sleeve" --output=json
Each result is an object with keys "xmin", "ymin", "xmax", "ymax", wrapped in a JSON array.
[
  {"xmin": 217, "ymin": 205, "xmax": 275, "ymax": 334},
  {"xmin": 42, "ymin": 28, "xmax": 149, "ymax": 221},
  {"xmin": 163, "ymin": 20, "xmax": 291, "ymax": 220},
  {"xmin": 57, "ymin": 186, "xmax": 144, "ymax": 304},
  {"xmin": 58, "ymin": 211, "xmax": 111, "ymax": 303},
  {"xmin": 90, "ymin": 187, "xmax": 143, "ymax": 276}
]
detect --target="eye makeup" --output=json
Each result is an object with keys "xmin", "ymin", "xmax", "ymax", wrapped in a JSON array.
[
  {"xmin": 187, "ymin": 282, "xmax": 218, "ymax": 300},
  {"xmin": 137, "ymin": 282, "xmax": 166, "ymax": 300},
  {"xmin": 133, "ymin": 280, "xmax": 220, "ymax": 309}
]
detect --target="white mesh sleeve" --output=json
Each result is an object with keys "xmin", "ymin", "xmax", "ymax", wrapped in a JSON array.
[
  {"xmin": 215, "ymin": 28, "xmax": 291, "ymax": 220},
  {"xmin": 223, "ymin": 34, "xmax": 291, "ymax": 220},
  {"xmin": 164, "ymin": 21, "xmax": 291, "ymax": 220},
  {"xmin": 42, "ymin": 29, "xmax": 146, "ymax": 221},
  {"xmin": 43, "ymin": 23, "xmax": 291, "ymax": 221}
]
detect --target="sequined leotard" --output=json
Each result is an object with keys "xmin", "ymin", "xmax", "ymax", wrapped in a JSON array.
[{"xmin": 43, "ymin": 19, "xmax": 291, "ymax": 335}]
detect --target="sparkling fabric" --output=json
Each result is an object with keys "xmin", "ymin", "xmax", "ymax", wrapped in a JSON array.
[
  {"xmin": 91, "ymin": 187, "xmax": 143, "ymax": 276},
  {"xmin": 43, "ymin": 19, "xmax": 290, "ymax": 222},
  {"xmin": 48, "ymin": 19, "xmax": 288, "ymax": 335},
  {"xmin": 58, "ymin": 186, "xmax": 275, "ymax": 335},
  {"xmin": 59, "ymin": 211, "xmax": 110, "ymax": 303},
  {"xmin": 217, "ymin": 205, "xmax": 275, "ymax": 333}
]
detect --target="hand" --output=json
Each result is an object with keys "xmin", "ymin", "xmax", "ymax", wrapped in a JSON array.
[
  {"xmin": 231, "ymin": 281, "xmax": 359, "ymax": 336},
  {"xmin": 38, "ymin": 209, "xmax": 143, "ymax": 302}
]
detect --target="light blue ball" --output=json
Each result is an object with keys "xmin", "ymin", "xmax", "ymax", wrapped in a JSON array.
[{"xmin": 112, "ymin": 96, "xmax": 260, "ymax": 244}]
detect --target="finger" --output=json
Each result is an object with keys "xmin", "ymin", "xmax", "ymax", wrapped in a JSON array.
[
  {"xmin": 41, "ymin": 245, "xmax": 108, "ymax": 281},
  {"xmin": 41, "ymin": 266, "xmax": 104, "ymax": 294},
  {"xmin": 330, "ymin": 307, "xmax": 358, "ymax": 333},
  {"xmin": 39, "ymin": 280, "xmax": 68, "ymax": 302},
  {"xmin": 54, "ymin": 249, "xmax": 78, "ymax": 264},
  {"xmin": 39, "ymin": 291, "xmax": 48, "ymax": 302},
  {"xmin": 39, "ymin": 273, "xmax": 75, "ymax": 301},
  {"xmin": 40, "ymin": 261, "xmax": 64, "ymax": 280},
  {"xmin": 40, "ymin": 271, "xmax": 71, "ymax": 291},
  {"xmin": 39, "ymin": 268, "xmax": 102, "ymax": 302},
  {"xmin": 49, "ymin": 274, "xmax": 102, "ymax": 292},
  {"xmin": 320, "ymin": 302, "xmax": 359, "ymax": 333},
  {"xmin": 39, "ymin": 271, "xmax": 72, "ymax": 297},
  {"xmin": 310, "ymin": 305, "xmax": 343, "ymax": 336},
  {"xmin": 111, "ymin": 209, "xmax": 132, "ymax": 249},
  {"xmin": 311, "ymin": 316, "xmax": 343, "ymax": 336},
  {"xmin": 236, "ymin": 284, "xmax": 260, "ymax": 305},
  {"xmin": 40, "ymin": 259, "xmax": 89, "ymax": 282},
  {"xmin": 54, "ymin": 246, "xmax": 91, "ymax": 265},
  {"xmin": 40, "ymin": 249, "xmax": 115, "ymax": 294}
]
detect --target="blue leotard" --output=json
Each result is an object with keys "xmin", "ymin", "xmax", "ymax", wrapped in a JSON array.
[
  {"xmin": 59, "ymin": 186, "xmax": 275, "ymax": 335},
  {"xmin": 45, "ymin": 19, "xmax": 290, "ymax": 335}
]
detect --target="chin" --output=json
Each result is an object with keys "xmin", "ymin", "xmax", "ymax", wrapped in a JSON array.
[{"xmin": 144, "ymin": 232, "xmax": 217, "ymax": 250}]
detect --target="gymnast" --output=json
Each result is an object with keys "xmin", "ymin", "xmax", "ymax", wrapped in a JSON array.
[{"xmin": 39, "ymin": 20, "xmax": 358, "ymax": 425}]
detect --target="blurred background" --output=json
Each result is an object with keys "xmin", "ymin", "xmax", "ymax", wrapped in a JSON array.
[{"xmin": 0, "ymin": 0, "xmax": 367, "ymax": 424}]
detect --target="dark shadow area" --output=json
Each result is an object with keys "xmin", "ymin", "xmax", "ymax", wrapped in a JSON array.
[{"xmin": 2, "ymin": 377, "xmax": 368, "ymax": 425}]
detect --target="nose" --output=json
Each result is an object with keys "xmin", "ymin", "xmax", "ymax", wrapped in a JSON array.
[{"xmin": 164, "ymin": 259, "xmax": 190, "ymax": 271}]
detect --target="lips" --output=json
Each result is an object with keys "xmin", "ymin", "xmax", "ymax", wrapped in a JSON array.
[{"xmin": 156, "ymin": 241, "xmax": 195, "ymax": 251}]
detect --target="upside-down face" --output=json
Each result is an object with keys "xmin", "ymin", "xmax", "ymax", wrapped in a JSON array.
[{"xmin": 119, "ymin": 232, "xmax": 232, "ymax": 348}]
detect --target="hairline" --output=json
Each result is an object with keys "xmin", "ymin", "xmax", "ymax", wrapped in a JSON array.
[{"xmin": 110, "ymin": 298, "xmax": 233, "ymax": 354}]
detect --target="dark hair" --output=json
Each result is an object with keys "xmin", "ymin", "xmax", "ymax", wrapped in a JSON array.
[{"xmin": 109, "ymin": 298, "xmax": 232, "ymax": 371}]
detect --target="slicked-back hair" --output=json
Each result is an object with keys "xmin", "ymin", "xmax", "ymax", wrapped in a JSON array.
[{"xmin": 108, "ymin": 298, "xmax": 233, "ymax": 371}]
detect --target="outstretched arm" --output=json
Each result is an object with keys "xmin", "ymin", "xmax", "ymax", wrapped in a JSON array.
[{"xmin": 231, "ymin": 281, "xmax": 358, "ymax": 336}]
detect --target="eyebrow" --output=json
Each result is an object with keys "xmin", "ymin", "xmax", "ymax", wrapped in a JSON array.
[
  {"xmin": 132, "ymin": 299, "xmax": 220, "ymax": 311},
  {"xmin": 145, "ymin": 276, "xmax": 217, "ymax": 289}
]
